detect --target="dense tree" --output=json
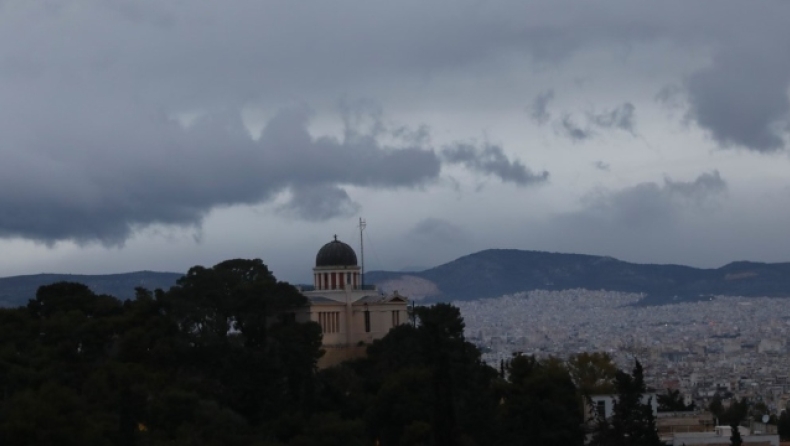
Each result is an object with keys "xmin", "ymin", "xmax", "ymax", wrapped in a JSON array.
[
  {"xmin": 358, "ymin": 303, "xmax": 498, "ymax": 446},
  {"xmin": 711, "ymin": 397, "xmax": 749, "ymax": 426},
  {"xmin": 589, "ymin": 361, "xmax": 662, "ymax": 446},
  {"xmin": 0, "ymin": 259, "xmax": 325, "ymax": 445},
  {"xmin": 161, "ymin": 258, "xmax": 323, "ymax": 423},
  {"xmin": 567, "ymin": 352, "xmax": 618, "ymax": 398},
  {"xmin": 0, "ymin": 267, "xmax": 628, "ymax": 446},
  {"xmin": 496, "ymin": 354, "xmax": 584, "ymax": 446},
  {"xmin": 657, "ymin": 389, "xmax": 693, "ymax": 412}
]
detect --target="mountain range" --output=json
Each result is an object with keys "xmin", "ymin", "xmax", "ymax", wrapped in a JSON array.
[
  {"xmin": 366, "ymin": 249, "xmax": 790, "ymax": 304},
  {"xmin": 1, "ymin": 249, "xmax": 789, "ymax": 307},
  {"xmin": 0, "ymin": 271, "xmax": 182, "ymax": 308}
]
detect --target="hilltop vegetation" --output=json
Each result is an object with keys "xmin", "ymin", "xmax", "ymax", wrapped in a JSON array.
[
  {"xmin": 0, "ymin": 258, "xmax": 660, "ymax": 445},
  {"xmin": 0, "ymin": 271, "xmax": 181, "ymax": 308}
]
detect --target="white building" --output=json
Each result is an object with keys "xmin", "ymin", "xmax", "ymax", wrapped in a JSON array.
[
  {"xmin": 587, "ymin": 393, "xmax": 659, "ymax": 420},
  {"xmin": 296, "ymin": 236, "xmax": 409, "ymax": 367}
]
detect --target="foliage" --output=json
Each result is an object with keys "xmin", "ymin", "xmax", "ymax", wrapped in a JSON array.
[
  {"xmin": 358, "ymin": 303, "xmax": 499, "ymax": 446},
  {"xmin": 567, "ymin": 352, "xmax": 618, "ymax": 398},
  {"xmin": 0, "ymin": 262, "xmax": 664, "ymax": 446},
  {"xmin": 656, "ymin": 389, "xmax": 694, "ymax": 412},
  {"xmin": 496, "ymin": 355, "xmax": 584, "ymax": 446},
  {"xmin": 589, "ymin": 361, "xmax": 662, "ymax": 446},
  {"xmin": 709, "ymin": 396, "xmax": 749, "ymax": 426},
  {"xmin": 0, "ymin": 259, "xmax": 322, "ymax": 445}
]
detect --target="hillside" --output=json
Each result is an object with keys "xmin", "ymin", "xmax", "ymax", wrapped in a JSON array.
[
  {"xmin": 0, "ymin": 271, "xmax": 182, "ymax": 307},
  {"xmin": 3, "ymin": 249, "xmax": 789, "ymax": 307},
  {"xmin": 366, "ymin": 249, "xmax": 790, "ymax": 303}
]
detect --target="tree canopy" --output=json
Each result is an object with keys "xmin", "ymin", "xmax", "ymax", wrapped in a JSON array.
[{"xmin": 0, "ymin": 259, "xmax": 664, "ymax": 445}]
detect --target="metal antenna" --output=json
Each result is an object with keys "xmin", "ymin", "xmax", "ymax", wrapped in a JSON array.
[{"xmin": 359, "ymin": 217, "xmax": 366, "ymax": 287}]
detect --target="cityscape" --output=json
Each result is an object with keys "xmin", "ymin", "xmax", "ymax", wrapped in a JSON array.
[{"xmin": 458, "ymin": 290, "xmax": 790, "ymax": 414}]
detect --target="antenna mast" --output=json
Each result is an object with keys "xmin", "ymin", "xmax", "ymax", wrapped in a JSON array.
[{"xmin": 359, "ymin": 217, "xmax": 366, "ymax": 287}]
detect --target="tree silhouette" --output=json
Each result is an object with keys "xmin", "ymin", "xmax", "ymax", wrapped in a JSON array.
[{"xmin": 590, "ymin": 360, "xmax": 662, "ymax": 446}]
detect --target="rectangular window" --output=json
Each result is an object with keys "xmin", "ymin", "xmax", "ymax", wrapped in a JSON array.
[
  {"xmin": 346, "ymin": 272, "xmax": 351, "ymax": 284},
  {"xmin": 596, "ymin": 400, "xmax": 606, "ymax": 418},
  {"xmin": 331, "ymin": 273, "xmax": 336, "ymax": 289},
  {"xmin": 364, "ymin": 310, "xmax": 371, "ymax": 333},
  {"xmin": 392, "ymin": 310, "xmax": 400, "ymax": 326},
  {"xmin": 318, "ymin": 311, "xmax": 341, "ymax": 334}
]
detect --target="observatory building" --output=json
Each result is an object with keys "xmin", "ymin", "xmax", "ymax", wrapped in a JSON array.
[{"xmin": 297, "ymin": 236, "xmax": 409, "ymax": 367}]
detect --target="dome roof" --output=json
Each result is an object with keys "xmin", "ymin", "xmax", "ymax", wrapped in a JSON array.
[{"xmin": 316, "ymin": 236, "xmax": 358, "ymax": 267}]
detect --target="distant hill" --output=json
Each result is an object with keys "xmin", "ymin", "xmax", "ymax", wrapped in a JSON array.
[
  {"xmin": 366, "ymin": 249, "xmax": 790, "ymax": 304},
  {"xmin": 0, "ymin": 271, "xmax": 183, "ymax": 307},
  {"xmin": 3, "ymin": 249, "xmax": 789, "ymax": 307}
]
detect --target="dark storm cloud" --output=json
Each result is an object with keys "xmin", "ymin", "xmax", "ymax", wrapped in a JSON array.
[
  {"xmin": 530, "ymin": 90, "xmax": 555, "ymax": 125},
  {"xmin": 442, "ymin": 143, "xmax": 549, "ymax": 186},
  {"xmin": 0, "ymin": 105, "xmax": 440, "ymax": 245},
  {"xmin": 685, "ymin": 47, "xmax": 790, "ymax": 152},
  {"xmin": 1, "ymin": 1, "xmax": 790, "ymax": 248}
]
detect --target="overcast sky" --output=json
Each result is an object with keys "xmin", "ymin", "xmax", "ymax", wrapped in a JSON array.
[{"xmin": 1, "ymin": 1, "xmax": 789, "ymax": 283}]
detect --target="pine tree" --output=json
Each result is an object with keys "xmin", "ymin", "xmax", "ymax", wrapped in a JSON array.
[{"xmin": 590, "ymin": 360, "xmax": 662, "ymax": 446}]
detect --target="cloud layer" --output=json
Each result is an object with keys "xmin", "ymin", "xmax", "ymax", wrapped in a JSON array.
[
  {"xmin": 1, "ymin": 1, "xmax": 789, "ymax": 273},
  {"xmin": 0, "ymin": 105, "xmax": 442, "ymax": 244},
  {"xmin": 442, "ymin": 143, "xmax": 549, "ymax": 186}
]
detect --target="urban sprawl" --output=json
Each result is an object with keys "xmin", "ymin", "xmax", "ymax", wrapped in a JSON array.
[{"xmin": 458, "ymin": 290, "xmax": 790, "ymax": 414}]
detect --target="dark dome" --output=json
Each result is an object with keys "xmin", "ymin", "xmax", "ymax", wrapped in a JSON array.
[{"xmin": 316, "ymin": 237, "xmax": 358, "ymax": 267}]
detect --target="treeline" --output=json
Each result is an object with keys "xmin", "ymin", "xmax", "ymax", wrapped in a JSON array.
[{"xmin": 0, "ymin": 259, "xmax": 659, "ymax": 445}]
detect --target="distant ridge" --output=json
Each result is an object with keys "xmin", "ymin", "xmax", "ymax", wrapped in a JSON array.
[
  {"xmin": 0, "ymin": 271, "xmax": 183, "ymax": 307},
  {"xmin": 3, "ymin": 249, "xmax": 789, "ymax": 307},
  {"xmin": 365, "ymin": 249, "xmax": 790, "ymax": 304}
]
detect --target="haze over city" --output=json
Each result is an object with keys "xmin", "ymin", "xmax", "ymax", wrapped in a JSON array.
[{"xmin": 1, "ymin": 1, "xmax": 789, "ymax": 283}]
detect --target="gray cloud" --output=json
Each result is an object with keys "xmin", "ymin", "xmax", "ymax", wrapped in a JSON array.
[
  {"xmin": 1, "ymin": 0, "xmax": 789, "ymax": 255},
  {"xmin": 578, "ymin": 170, "xmax": 726, "ymax": 228},
  {"xmin": 0, "ymin": 2, "xmax": 786, "ymax": 154},
  {"xmin": 556, "ymin": 103, "xmax": 637, "ymax": 142},
  {"xmin": 442, "ymin": 143, "xmax": 549, "ymax": 186},
  {"xmin": 530, "ymin": 89, "xmax": 555, "ymax": 125},
  {"xmin": 593, "ymin": 161, "xmax": 611, "ymax": 172},
  {"xmin": 0, "ymin": 105, "xmax": 441, "ymax": 245},
  {"xmin": 558, "ymin": 115, "xmax": 593, "ymax": 142},
  {"xmin": 664, "ymin": 170, "xmax": 727, "ymax": 199},
  {"xmin": 408, "ymin": 218, "xmax": 468, "ymax": 244},
  {"xmin": 588, "ymin": 102, "xmax": 636, "ymax": 134},
  {"xmin": 279, "ymin": 185, "xmax": 360, "ymax": 221},
  {"xmin": 685, "ymin": 47, "xmax": 790, "ymax": 152},
  {"xmin": 521, "ymin": 171, "xmax": 790, "ymax": 269}
]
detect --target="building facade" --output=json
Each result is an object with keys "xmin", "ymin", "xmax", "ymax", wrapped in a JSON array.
[{"xmin": 296, "ymin": 236, "xmax": 409, "ymax": 368}]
